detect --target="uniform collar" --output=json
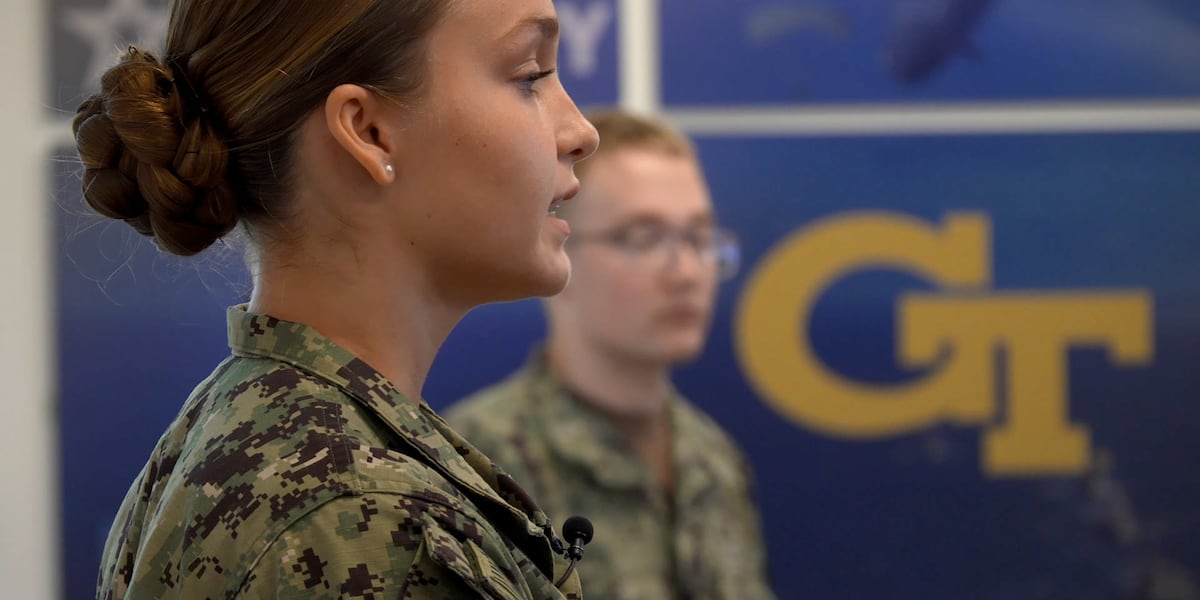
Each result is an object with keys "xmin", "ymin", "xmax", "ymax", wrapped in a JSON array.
[
  {"xmin": 523, "ymin": 350, "xmax": 706, "ymax": 495},
  {"xmin": 227, "ymin": 306, "xmax": 558, "ymax": 563}
]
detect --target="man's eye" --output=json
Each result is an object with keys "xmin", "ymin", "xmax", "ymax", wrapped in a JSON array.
[
  {"xmin": 619, "ymin": 228, "xmax": 663, "ymax": 250},
  {"xmin": 687, "ymin": 230, "xmax": 715, "ymax": 248}
]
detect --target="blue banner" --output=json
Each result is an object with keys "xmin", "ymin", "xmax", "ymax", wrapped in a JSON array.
[{"xmin": 661, "ymin": 0, "xmax": 1200, "ymax": 104}]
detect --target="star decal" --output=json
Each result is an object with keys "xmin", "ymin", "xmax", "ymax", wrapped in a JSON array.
[{"xmin": 62, "ymin": 0, "xmax": 168, "ymax": 90}]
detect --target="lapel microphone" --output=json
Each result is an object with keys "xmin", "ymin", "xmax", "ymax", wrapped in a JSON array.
[{"xmin": 554, "ymin": 515, "xmax": 594, "ymax": 587}]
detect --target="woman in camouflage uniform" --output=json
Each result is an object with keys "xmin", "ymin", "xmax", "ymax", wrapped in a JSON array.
[{"xmin": 73, "ymin": 0, "xmax": 598, "ymax": 597}]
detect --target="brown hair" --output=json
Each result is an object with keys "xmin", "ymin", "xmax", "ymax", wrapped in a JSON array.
[
  {"xmin": 576, "ymin": 108, "xmax": 696, "ymax": 179},
  {"xmin": 72, "ymin": 0, "xmax": 448, "ymax": 256}
]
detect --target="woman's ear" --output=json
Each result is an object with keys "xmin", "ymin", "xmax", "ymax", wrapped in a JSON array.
[{"xmin": 323, "ymin": 84, "xmax": 396, "ymax": 185}]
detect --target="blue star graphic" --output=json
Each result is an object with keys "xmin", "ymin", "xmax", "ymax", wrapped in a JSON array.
[{"xmin": 63, "ymin": 0, "xmax": 168, "ymax": 90}]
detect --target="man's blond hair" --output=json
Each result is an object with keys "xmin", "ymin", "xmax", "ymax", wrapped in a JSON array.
[{"xmin": 576, "ymin": 108, "xmax": 696, "ymax": 179}]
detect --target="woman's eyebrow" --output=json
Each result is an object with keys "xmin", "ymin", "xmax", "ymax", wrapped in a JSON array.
[{"xmin": 497, "ymin": 14, "xmax": 560, "ymax": 45}]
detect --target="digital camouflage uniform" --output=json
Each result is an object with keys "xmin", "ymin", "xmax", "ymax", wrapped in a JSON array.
[
  {"xmin": 446, "ymin": 351, "xmax": 776, "ymax": 600},
  {"xmin": 97, "ymin": 307, "xmax": 583, "ymax": 599}
]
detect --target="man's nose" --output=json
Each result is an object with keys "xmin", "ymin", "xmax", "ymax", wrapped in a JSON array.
[{"xmin": 661, "ymin": 238, "xmax": 706, "ymax": 281}]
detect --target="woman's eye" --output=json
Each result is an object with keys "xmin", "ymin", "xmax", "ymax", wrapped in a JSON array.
[{"xmin": 519, "ymin": 68, "xmax": 556, "ymax": 93}]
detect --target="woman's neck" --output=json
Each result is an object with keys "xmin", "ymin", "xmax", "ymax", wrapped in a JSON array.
[{"xmin": 248, "ymin": 240, "xmax": 462, "ymax": 403}]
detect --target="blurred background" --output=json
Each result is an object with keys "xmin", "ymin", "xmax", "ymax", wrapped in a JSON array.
[{"xmin": 4, "ymin": 0, "xmax": 1198, "ymax": 598}]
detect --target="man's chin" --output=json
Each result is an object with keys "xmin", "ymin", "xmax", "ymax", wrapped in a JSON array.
[{"xmin": 643, "ymin": 340, "xmax": 706, "ymax": 367}]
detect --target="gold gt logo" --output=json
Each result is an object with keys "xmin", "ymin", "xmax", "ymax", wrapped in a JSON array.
[{"xmin": 735, "ymin": 212, "xmax": 1152, "ymax": 477}]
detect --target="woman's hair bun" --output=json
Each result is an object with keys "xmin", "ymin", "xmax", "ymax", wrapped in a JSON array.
[{"xmin": 73, "ymin": 46, "xmax": 237, "ymax": 256}]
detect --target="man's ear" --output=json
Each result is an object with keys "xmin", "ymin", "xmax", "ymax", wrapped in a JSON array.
[{"xmin": 323, "ymin": 84, "xmax": 396, "ymax": 185}]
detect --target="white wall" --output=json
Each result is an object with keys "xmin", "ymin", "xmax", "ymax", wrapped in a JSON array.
[{"xmin": 0, "ymin": 0, "xmax": 58, "ymax": 597}]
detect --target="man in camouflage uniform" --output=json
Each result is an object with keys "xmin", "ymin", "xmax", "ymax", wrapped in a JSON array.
[
  {"xmin": 447, "ymin": 109, "xmax": 776, "ymax": 600},
  {"xmin": 98, "ymin": 307, "xmax": 582, "ymax": 599}
]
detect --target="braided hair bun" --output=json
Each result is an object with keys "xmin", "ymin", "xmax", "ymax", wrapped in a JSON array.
[{"xmin": 73, "ymin": 47, "xmax": 237, "ymax": 256}]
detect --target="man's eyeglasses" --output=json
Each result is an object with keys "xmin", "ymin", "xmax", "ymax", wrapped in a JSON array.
[{"xmin": 570, "ymin": 222, "xmax": 741, "ymax": 280}]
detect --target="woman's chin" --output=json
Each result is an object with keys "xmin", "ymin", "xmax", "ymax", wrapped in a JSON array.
[
  {"xmin": 531, "ymin": 254, "xmax": 572, "ymax": 298},
  {"xmin": 482, "ymin": 253, "xmax": 570, "ymax": 303}
]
